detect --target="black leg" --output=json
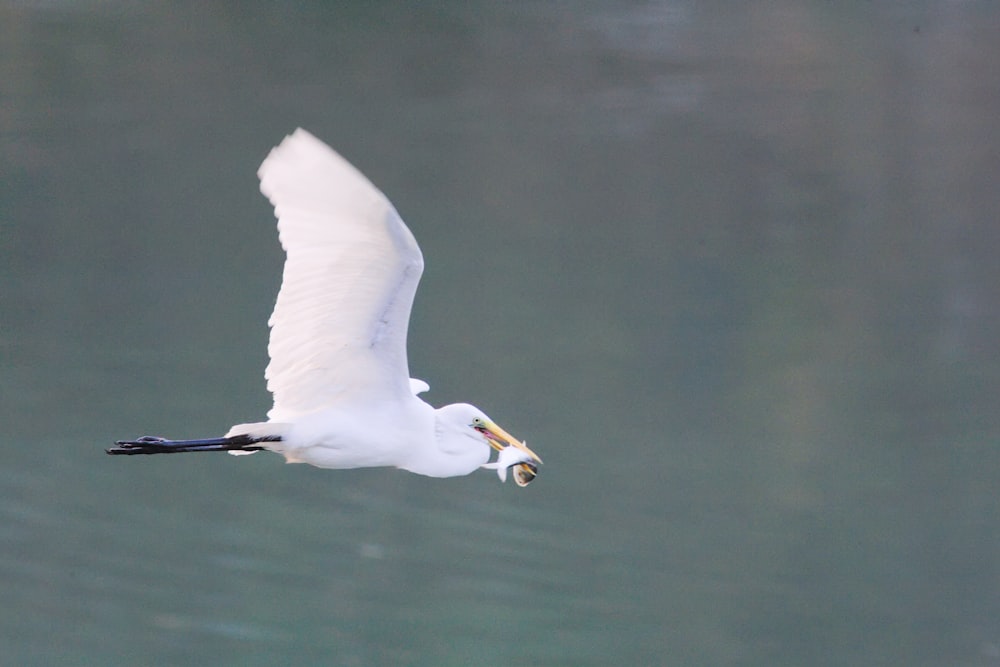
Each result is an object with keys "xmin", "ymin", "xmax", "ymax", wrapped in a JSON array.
[{"xmin": 106, "ymin": 434, "xmax": 281, "ymax": 455}]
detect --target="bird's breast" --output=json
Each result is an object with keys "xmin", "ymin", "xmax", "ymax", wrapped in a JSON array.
[{"xmin": 280, "ymin": 400, "xmax": 433, "ymax": 471}]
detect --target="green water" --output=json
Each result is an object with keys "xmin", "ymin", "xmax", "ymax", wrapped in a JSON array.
[{"xmin": 3, "ymin": 2, "xmax": 1000, "ymax": 665}]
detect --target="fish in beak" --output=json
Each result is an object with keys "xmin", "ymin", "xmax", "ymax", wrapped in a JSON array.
[{"xmin": 474, "ymin": 418, "xmax": 542, "ymax": 487}]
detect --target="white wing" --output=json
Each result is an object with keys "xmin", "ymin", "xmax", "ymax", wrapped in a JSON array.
[{"xmin": 258, "ymin": 129, "xmax": 424, "ymax": 421}]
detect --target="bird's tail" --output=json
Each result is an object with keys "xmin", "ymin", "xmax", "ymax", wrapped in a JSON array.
[{"xmin": 106, "ymin": 433, "xmax": 282, "ymax": 456}]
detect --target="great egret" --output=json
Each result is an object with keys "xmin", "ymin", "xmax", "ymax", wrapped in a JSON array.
[{"xmin": 108, "ymin": 129, "xmax": 542, "ymax": 486}]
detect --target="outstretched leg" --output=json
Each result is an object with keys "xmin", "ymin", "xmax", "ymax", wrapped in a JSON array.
[{"xmin": 106, "ymin": 434, "xmax": 282, "ymax": 455}]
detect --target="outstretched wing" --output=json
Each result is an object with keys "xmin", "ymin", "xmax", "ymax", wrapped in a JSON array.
[{"xmin": 258, "ymin": 129, "xmax": 424, "ymax": 421}]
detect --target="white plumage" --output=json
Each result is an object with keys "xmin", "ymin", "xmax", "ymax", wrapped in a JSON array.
[
  {"xmin": 258, "ymin": 130, "xmax": 422, "ymax": 420},
  {"xmin": 111, "ymin": 129, "xmax": 541, "ymax": 484}
]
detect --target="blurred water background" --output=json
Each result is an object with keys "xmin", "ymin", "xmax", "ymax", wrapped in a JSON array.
[{"xmin": 3, "ymin": 2, "xmax": 1000, "ymax": 665}]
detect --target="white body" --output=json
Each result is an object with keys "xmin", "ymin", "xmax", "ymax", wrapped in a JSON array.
[{"xmin": 246, "ymin": 399, "xmax": 492, "ymax": 478}]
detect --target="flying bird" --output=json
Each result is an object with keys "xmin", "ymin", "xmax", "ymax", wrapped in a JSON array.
[{"xmin": 108, "ymin": 129, "xmax": 542, "ymax": 486}]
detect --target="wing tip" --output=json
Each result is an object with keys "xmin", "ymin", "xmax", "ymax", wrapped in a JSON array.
[
  {"xmin": 257, "ymin": 129, "xmax": 388, "ymax": 209},
  {"xmin": 257, "ymin": 128, "xmax": 326, "ymax": 182}
]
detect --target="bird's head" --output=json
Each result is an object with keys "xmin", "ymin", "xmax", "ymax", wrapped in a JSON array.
[{"xmin": 435, "ymin": 403, "xmax": 542, "ymax": 484}]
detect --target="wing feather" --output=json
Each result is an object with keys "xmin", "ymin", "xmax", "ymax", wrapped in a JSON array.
[{"xmin": 258, "ymin": 129, "xmax": 424, "ymax": 421}]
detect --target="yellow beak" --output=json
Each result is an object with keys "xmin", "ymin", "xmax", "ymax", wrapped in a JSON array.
[{"xmin": 481, "ymin": 419, "xmax": 543, "ymax": 464}]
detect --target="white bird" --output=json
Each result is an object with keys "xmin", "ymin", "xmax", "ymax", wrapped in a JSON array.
[{"xmin": 109, "ymin": 129, "xmax": 542, "ymax": 485}]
